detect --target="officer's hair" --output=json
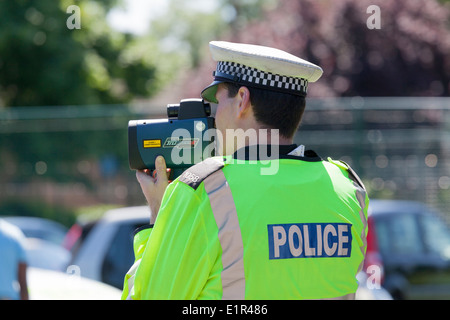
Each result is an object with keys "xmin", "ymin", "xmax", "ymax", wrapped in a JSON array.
[{"xmin": 223, "ymin": 82, "xmax": 306, "ymax": 139}]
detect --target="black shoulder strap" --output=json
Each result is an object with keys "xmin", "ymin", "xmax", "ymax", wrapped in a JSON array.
[
  {"xmin": 178, "ymin": 157, "xmax": 225, "ymax": 190},
  {"xmin": 327, "ymin": 158, "xmax": 366, "ymax": 191},
  {"xmin": 346, "ymin": 164, "xmax": 366, "ymax": 191}
]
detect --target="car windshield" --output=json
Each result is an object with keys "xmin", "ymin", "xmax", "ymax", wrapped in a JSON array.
[
  {"xmin": 374, "ymin": 212, "xmax": 425, "ymax": 256},
  {"xmin": 420, "ymin": 213, "xmax": 450, "ymax": 259}
]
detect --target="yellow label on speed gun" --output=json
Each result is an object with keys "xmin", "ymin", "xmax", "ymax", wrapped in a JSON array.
[{"xmin": 143, "ymin": 139, "xmax": 162, "ymax": 148}]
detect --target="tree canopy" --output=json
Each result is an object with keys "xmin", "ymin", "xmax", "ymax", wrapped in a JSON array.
[
  {"xmin": 175, "ymin": 0, "xmax": 450, "ymax": 99},
  {"xmin": 0, "ymin": 0, "xmax": 174, "ymax": 107}
]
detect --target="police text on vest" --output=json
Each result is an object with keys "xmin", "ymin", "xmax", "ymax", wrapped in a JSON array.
[{"xmin": 267, "ymin": 223, "xmax": 352, "ymax": 259}]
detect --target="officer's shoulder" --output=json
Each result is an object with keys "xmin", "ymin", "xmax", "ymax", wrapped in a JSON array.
[
  {"xmin": 326, "ymin": 157, "xmax": 366, "ymax": 191},
  {"xmin": 177, "ymin": 157, "xmax": 225, "ymax": 190}
]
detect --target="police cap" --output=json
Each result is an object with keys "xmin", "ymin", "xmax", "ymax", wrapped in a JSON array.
[{"xmin": 201, "ymin": 41, "xmax": 323, "ymax": 103}]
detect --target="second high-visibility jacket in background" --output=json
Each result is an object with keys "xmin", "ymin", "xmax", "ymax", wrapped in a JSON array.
[{"xmin": 122, "ymin": 144, "xmax": 369, "ymax": 300}]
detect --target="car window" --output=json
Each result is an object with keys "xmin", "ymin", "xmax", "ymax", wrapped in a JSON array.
[
  {"xmin": 101, "ymin": 223, "xmax": 141, "ymax": 289},
  {"xmin": 375, "ymin": 214, "xmax": 424, "ymax": 255},
  {"xmin": 420, "ymin": 214, "xmax": 450, "ymax": 257},
  {"xmin": 389, "ymin": 214, "xmax": 424, "ymax": 255}
]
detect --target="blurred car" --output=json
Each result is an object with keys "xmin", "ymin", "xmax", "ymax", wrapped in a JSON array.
[
  {"xmin": 365, "ymin": 199, "xmax": 450, "ymax": 299},
  {"xmin": 28, "ymin": 267, "xmax": 121, "ymax": 300},
  {"xmin": 3, "ymin": 216, "xmax": 68, "ymax": 245},
  {"xmin": 3, "ymin": 216, "xmax": 72, "ymax": 271},
  {"xmin": 66, "ymin": 206, "xmax": 150, "ymax": 289}
]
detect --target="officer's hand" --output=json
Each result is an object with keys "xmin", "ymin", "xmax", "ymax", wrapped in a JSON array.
[{"xmin": 136, "ymin": 156, "xmax": 169, "ymax": 224}]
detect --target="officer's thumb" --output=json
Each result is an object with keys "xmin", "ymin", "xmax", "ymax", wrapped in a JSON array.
[{"xmin": 155, "ymin": 156, "xmax": 168, "ymax": 183}]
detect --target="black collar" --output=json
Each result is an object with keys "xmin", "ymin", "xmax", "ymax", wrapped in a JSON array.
[{"xmin": 231, "ymin": 144, "xmax": 321, "ymax": 161}]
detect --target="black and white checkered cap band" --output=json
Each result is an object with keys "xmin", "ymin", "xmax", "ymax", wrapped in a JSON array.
[{"xmin": 214, "ymin": 61, "xmax": 308, "ymax": 96}]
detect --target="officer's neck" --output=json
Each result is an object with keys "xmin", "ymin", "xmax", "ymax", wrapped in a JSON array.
[
  {"xmin": 243, "ymin": 129, "xmax": 293, "ymax": 147},
  {"xmin": 274, "ymin": 135, "xmax": 293, "ymax": 146}
]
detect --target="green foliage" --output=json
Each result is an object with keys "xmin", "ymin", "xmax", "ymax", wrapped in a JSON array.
[
  {"xmin": 0, "ymin": 0, "xmax": 165, "ymax": 106},
  {"xmin": 149, "ymin": 0, "xmax": 225, "ymax": 68},
  {"xmin": 0, "ymin": 0, "xmax": 178, "ymax": 184},
  {"xmin": 0, "ymin": 198, "xmax": 77, "ymax": 228},
  {"xmin": 74, "ymin": 204, "xmax": 120, "ymax": 223},
  {"xmin": 219, "ymin": 0, "xmax": 278, "ymax": 28},
  {"xmin": 0, "ymin": 105, "xmax": 133, "ymax": 183},
  {"xmin": 149, "ymin": 0, "xmax": 276, "ymax": 68}
]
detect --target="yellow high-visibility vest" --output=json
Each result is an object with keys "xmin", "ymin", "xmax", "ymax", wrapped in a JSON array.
[{"xmin": 122, "ymin": 145, "xmax": 368, "ymax": 300}]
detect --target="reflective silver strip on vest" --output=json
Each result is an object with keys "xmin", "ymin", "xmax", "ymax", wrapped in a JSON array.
[
  {"xmin": 124, "ymin": 260, "xmax": 140, "ymax": 300},
  {"xmin": 203, "ymin": 169, "xmax": 246, "ymax": 300},
  {"xmin": 353, "ymin": 182, "xmax": 368, "ymax": 274}
]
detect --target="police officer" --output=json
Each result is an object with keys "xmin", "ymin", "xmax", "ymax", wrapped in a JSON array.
[{"xmin": 122, "ymin": 41, "xmax": 369, "ymax": 300}]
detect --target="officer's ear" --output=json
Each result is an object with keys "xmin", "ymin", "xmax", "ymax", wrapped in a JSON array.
[{"xmin": 236, "ymin": 86, "xmax": 252, "ymax": 119}]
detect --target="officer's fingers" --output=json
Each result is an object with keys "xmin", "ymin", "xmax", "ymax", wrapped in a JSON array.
[
  {"xmin": 136, "ymin": 170, "xmax": 156, "ymax": 189},
  {"xmin": 154, "ymin": 156, "xmax": 168, "ymax": 184}
]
